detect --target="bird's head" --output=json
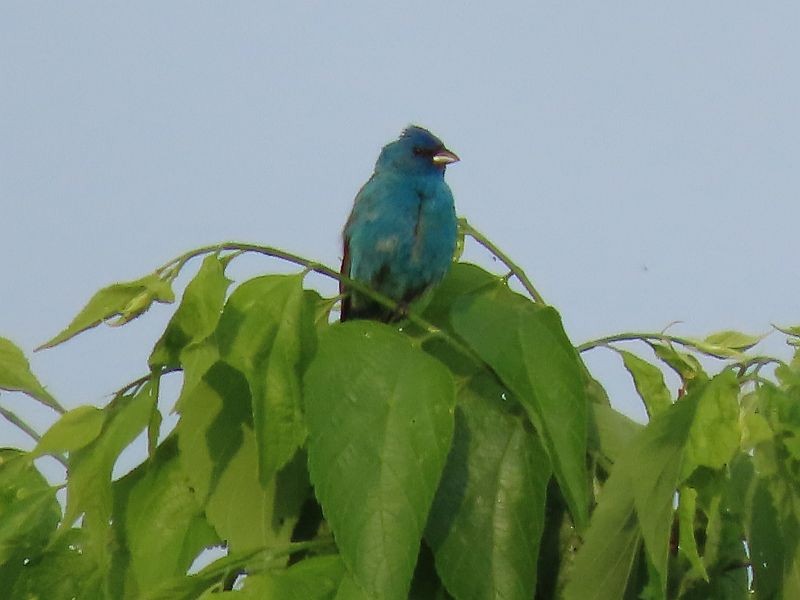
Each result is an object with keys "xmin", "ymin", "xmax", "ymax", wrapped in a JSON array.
[{"xmin": 375, "ymin": 125, "xmax": 459, "ymax": 176}]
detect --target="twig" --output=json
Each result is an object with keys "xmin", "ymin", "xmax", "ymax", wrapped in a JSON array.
[
  {"xmin": 0, "ymin": 405, "xmax": 69, "ymax": 468},
  {"xmin": 458, "ymin": 218, "xmax": 546, "ymax": 304},
  {"xmin": 578, "ymin": 332, "xmax": 710, "ymax": 354},
  {"xmin": 152, "ymin": 242, "xmax": 489, "ymax": 370},
  {"xmin": 0, "ymin": 404, "xmax": 42, "ymax": 443}
]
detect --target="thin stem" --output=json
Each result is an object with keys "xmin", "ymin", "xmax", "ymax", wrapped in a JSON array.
[
  {"xmin": 0, "ymin": 405, "xmax": 69, "ymax": 468},
  {"xmin": 735, "ymin": 356, "xmax": 785, "ymax": 379},
  {"xmin": 0, "ymin": 404, "xmax": 42, "ymax": 443},
  {"xmin": 114, "ymin": 367, "xmax": 180, "ymax": 398},
  {"xmin": 458, "ymin": 218, "xmax": 546, "ymax": 304},
  {"xmin": 153, "ymin": 242, "xmax": 490, "ymax": 370},
  {"xmin": 577, "ymin": 332, "xmax": 710, "ymax": 354}
]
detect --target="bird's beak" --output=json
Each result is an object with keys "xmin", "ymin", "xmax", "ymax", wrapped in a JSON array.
[{"xmin": 432, "ymin": 149, "xmax": 460, "ymax": 165}]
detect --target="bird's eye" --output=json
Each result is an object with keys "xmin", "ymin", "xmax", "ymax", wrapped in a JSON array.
[{"xmin": 412, "ymin": 147, "xmax": 423, "ymax": 155}]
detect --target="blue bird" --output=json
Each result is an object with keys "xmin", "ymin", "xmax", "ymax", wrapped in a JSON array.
[{"xmin": 341, "ymin": 126, "xmax": 459, "ymax": 321}]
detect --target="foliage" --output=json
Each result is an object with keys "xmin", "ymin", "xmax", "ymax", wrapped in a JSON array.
[{"xmin": 1, "ymin": 220, "xmax": 799, "ymax": 599}]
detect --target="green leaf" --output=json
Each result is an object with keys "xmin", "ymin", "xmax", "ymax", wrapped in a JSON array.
[
  {"xmin": 150, "ymin": 254, "xmax": 231, "ymax": 369},
  {"xmin": 61, "ymin": 383, "xmax": 157, "ymax": 539},
  {"xmin": 649, "ymin": 342, "xmax": 705, "ymax": 386},
  {"xmin": 305, "ymin": 322, "xmax": 456, "ymax": 600},
  {"xmin": 629, "ymin": 389, "xmax": 699, "ymax": 596},
  {"xmin": 589, "ymin": 403, "xmax": 643, "ymax": 465},
  {"xmin": 617, "ymin": 350, "xmax": 672, "ymax": 418},
  {"xmin": 0, "ymin": 449, "xmax": 60, "ymax": 566},
  {"xmin": 140, "ymin": 546, "xmax": 266, "ymax": 600},
  {"xmin": 8, "ymin": 529, "xmax": 103, "ymax": 600},
  {"xmin": 748, "ymin": 478, "xmax": 783, "ymax": 599},
  {"xmin": 422, "ymin": 262, "xmax": 499, "ymax": 329},
  {"xmin": 563, "ymin": 462, "xmax": 642, "ymax": 600},
  {"xmin": 0, "ymin": 337, "xmax": 60, "ymax": 411},
  {"xmin": 669, "ymin": 329, "xmax": 765, "ymax": 363},
  {"xmin": 109, "ymin": 437, "xmax": 219, "ymax": 598},
  {"xmin": 33, "ymin": 405, "xmax": 105, "ymax": 457},
  {"xmin": 250, "ymin": 554, "xmax": 346, "ymax": 600},
  {"xmin": 217, "ymin": 274, "xmax": 312, "ymax": 485},
  {"xmin": 174, "ymin": 338, "xmax": 221, "ymax": 414},
  {"xmin": 305, "ymin": 289, "xmax": 335, "ymax": 333},
  {"xmin": 682, "ymin": 370, "xmax": 740, "ymax": 475},
  {"xmin": 774, "ymin": 323, "xmax": 800, "ymax": 338},
  {"xmin": 334, "ymin": 571, "xmax": 372, "ymax": 600},
  {"xmin": 741, "ymin": 411, "xmax": 773, "ymax": 450},
  {"xmin": 701, "ymin": 330, "xmax": 765, "ymax": 353},
  {"xmin": 37, "ymin": 273, "xmax": 174, "ymax": 350},
  {"xmin": 627, "ymin": 372, "xmax": 738, "ymax": 595},
  {"xmin": 426, "ymin": 373, "xmax": 550, "ymax": 600},
  {"xmin": 677, "ymin": 486, "xmax": 708, "ymax": 582},
  {"xmin": 409, "ymin": 543, "xmax": 453, "ymax": 600},
  {"xmin": 177, "ymin": 360, "xmax": 308, "ymax": 552},
  {"xmin": 568, "ymin": 375, "xmax": 730, "ymax": 600},
  {"xmin": 451, "ymin": 284, "xmax": 589, "ymax": 530}
]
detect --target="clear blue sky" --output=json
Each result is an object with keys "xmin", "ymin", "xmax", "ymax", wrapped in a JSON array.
[{"xmin": 2, "ymin": 4, "xmax": 799, "ymax": 458}]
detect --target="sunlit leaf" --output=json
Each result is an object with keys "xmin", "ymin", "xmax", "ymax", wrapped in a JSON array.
[
  {"xmin": 590, "ymin": 403, "xmax": 643, "ymax": 465},
  {"xmin": 108, "ymin": 437, "xmax": 219, "ymax": 598},
  {"xmin": 617, "ymin": 350, "xmax": 672, "ymax": 418},
  {"xmin": 38, "ymin": 273, "xmax": 174, "ymax": 350},
  {"xmin": 774, "ymin": 323, "xmax": 800, "ymax": 338},
  {"xmin": 177, "ymin": 360, "xmax": 309, "ymax": 553},
  {"xmin": 216, "ymin": 274, "xmax": 312, "ymax": 485},
  {"xmin": 305, "ymin": 322, "xmax": 455, "ymax": 600},
  {"xmin": 33, "ymin": 405, "xmax": 105, "ymax": 457},
  {"xmin": 683, "ymin": 370, "xmax": 740, "ymax": 476},
  {"xmin": 251, "ymin": 554, "xmax": 345, "ymax": 600},
  {"xmin": 0, "ymin": 337, "xmax": 60, "ymax": 411},
  {"xmin": 150, "ymin": 254, "xmax": 231, "ymax": 369},
  {"xmin": 0, "ymin": 449, "xmax": 60, "ymax": 565},
  {"xmin": 140, "ymin": 546, "xmax": 266, "ymax": 600},
  {"xmin": 741, "ymin": 412, "xmax": 773, "ymax": 450},
  {"xmin": 8, "ymin": 529, "xmax": 102, "ymax": 600},
  {"xmin": 61, "ymin": 383, "xmax": 156, "ymax": 538},
  {"xmin": 682, "ymin": 330, "xmax": 765, "ymax": 359},
  {"xmin": 702, "ymin": 330, "xmax": 765, "ymax": 352},
  {"xmin": 649, "ymin": 342, "xmax": 706, "ymax": 387},
  {"xmin": 451, "ymin": 284, "xmax": 589, "ymax": 529}
]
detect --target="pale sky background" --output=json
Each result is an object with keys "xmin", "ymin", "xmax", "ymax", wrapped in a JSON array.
[{"xmin": 2, "ymin": 4, "xmax": 799, "ymax": 470}]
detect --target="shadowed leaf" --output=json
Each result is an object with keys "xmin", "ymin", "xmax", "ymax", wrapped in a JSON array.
[
  {"xmin": 60, "ymin": 380, "xmax": 157, "ymax": 571},
  {"xmin": 426, "ymin": 373, "xmax": 550, "ymax": 600},
  {"xmin": 108, "ymin": 438, "xmax": 219, "ymax": 598},
  {"xmin": 216, "ymin": 274, "xmax": 312, "ymax": 485},
  {"xmin": 0, "ymin": 337, "xmax": 60, "ymax": 411},
  {"xmin": 451, "ymin": 284, "xmax": 589, "ymax": 530},
  {"xmin": 0, "ymin": 449, "xmax": 61, "ymax": 566},
  {"xmin": 563, "ymin": 462, "xmax": 642, "ymax": 600},
  {"xmin": 38, "ymin": 273, "xmax": 174, "ymax": 350},
  {"xmin": 150, "ymin": 254, "xmax": 231, "ymax": 369}
]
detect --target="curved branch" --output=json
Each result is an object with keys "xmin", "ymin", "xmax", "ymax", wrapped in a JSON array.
[{"xmin": 458, "ymin": 218, "xmax": 546, "ymax": 304}]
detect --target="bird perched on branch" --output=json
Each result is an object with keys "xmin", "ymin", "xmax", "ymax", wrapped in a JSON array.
[{"xmin": 340, "ymin": 126, "xmax": 459, "ymax": 321}]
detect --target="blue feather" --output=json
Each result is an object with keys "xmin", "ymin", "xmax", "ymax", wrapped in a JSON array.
[{"xmin": 341, "ymin": 126, "xmax": 459, "ymax": 321}]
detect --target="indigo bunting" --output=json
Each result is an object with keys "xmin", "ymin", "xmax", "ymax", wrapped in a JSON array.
[{"xmin": 340, "ymin": 126, "xmax": 459, "ymax": 321}]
